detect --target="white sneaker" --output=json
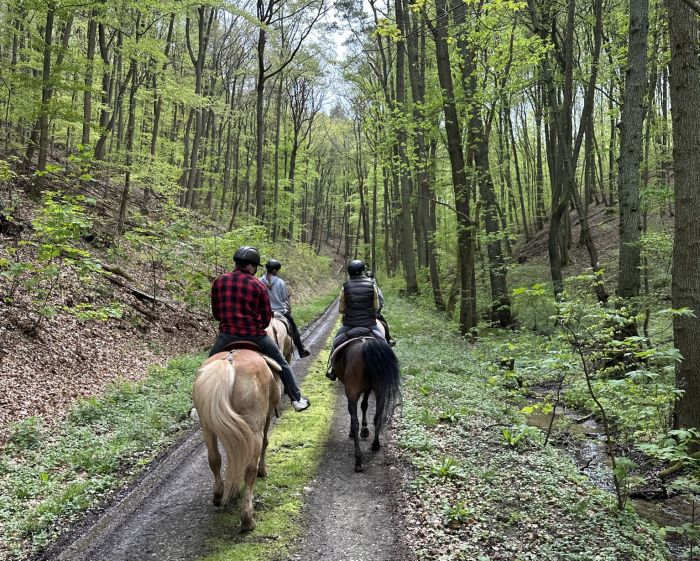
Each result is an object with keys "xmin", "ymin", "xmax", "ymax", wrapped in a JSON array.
[{"xmin": 291, "ymin": 397, "xmax": 310, "ymax": 412}]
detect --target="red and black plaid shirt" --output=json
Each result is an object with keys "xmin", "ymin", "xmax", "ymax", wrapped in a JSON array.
[{"xmin": 211, "ymin": 268, "xmax": 272, "ymax": 336}]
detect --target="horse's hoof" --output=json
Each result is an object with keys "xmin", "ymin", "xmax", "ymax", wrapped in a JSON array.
[
  {"xmin": 371, "ymin": 441, "xmax": 381, "ymax": 451},
  {"xmin": 241, "ymin": 519, "xmax": 256, "ymax": 532},
  {"xmin": 257, "ymin": 468, "xmax": 268, "ymax": 478},
  {"xmin": 354, "ymin": 464, "xmax": 365, "ymax": 473},
  {"xmin": 360, "ymin": 427, "xmax": 370, "ymax": 438},
  {"xmin": 212, "ymin": 494, "xmax": 222, "ymax": 507}
]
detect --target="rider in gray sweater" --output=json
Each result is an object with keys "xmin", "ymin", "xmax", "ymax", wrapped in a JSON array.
[{"xmin": 259, "ymin": 259, "xmax": 311, "ymax": 358}]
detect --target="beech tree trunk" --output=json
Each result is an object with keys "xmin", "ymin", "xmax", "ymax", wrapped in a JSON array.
[
  {"xmin": 669, "ymin": 0, "xmax": 700, "ymax": 431},
  {"xmin": 617, "ymin": 0, "xmax": 648, "ymax": 298}
]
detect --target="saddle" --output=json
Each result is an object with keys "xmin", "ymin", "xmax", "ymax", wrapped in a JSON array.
[
  {"xmin": 329, "ymin": 327, "xmax": 381, "ymax": 364},
  {"xmin": 220, "ymin": 341, "xmax": 282, "ymax": 373}
]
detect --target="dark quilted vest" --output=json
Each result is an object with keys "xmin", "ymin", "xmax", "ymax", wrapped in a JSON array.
[{"xmin": 343, "ymin": 276, "xmax": 376, "ymax": 327}]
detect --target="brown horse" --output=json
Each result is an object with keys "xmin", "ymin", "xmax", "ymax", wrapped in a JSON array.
[
  {"xmin": 266, "ymin": 315, "xmax": 293, "ymax": 362},
  {"xmin": 192, "ymin": 349, "xmax": 281, "ymax": 531},
  {"xmin": 333, "ymin": 336, "xmax": 400, "ymax": 472}
]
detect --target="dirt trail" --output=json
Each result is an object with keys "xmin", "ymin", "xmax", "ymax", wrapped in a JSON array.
[
  {"xmin": 36, "ymin": 302, "xmax": 410, "ymax": 561},
  {"xmin": 288, "ymin": 386, "xmax": 413, "ymax": 561}
]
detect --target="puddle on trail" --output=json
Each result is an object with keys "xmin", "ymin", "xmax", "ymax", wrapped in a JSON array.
[{"xmin": 525, "ymin": 406, "xmax": 697, "ymax": 561}]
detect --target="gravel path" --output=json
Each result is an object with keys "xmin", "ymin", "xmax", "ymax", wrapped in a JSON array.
[
  {"xmin": 36, "ymin": 302, "xmax": 411, "ymax": 561},
  {"xmin": 288, "ymin": 384, "xmax": 413, "ymax": 561}
]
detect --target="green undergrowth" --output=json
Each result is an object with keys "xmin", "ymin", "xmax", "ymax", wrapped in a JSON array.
[
  {"xmin": 0, "ymin": 355, "xmax": 202, "ymax": 559},
  {"xmin": 195, "ymin": 349, "xmax": 336, "ymax": 561},
  {"xmin": 383, "ymin": 294, "xmax": 669, "ymax": 561}
]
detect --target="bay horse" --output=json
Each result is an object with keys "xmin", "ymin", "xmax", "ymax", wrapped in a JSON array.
[
  {"xmin": 333, "ymin": 335, "xmax": 400, "ymax": 472},
  {"xmin": 192, "ymin": 348, "xmax": 282, "ymax": 531},
  {"xmin": 266, "ymin": 315, "xmax": 293, "ymax": 362}
]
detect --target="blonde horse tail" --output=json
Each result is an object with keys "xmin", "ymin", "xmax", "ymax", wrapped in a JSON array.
[{"xmin": 193, "ymin": 358, "xmax": 256, "ymax": 505}]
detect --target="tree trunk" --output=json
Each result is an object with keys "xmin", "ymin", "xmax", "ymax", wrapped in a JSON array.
[
  {"xmin": 82, "ymin": 10, "xmax": 98, "ymax": 146},
  {"xmin": 429, "ymin": 0, "xmax": 476, "ymax": 333},
  {"xmin": 617, "ymin": 0, "xmax": 648, "ymax": 298},
  {"xmin": 394, "ymin": 0, "xmax": 419, "ymax": 294},
  {"xmin": 669, "ymin": 0, "xmax": 700, "ymax": 431}
]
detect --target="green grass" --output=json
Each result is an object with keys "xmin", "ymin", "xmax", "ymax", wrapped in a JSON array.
[
  {"xmin": 0, "ymin": 355, "xmax": 201, "ymax": 559},
  {"xmin": 383, "ymin": 293, "xmax": 669, "ymax": 561},
  {"xmin": 195, "ymin": 350, "xmax": 336, "ymax": 561}
]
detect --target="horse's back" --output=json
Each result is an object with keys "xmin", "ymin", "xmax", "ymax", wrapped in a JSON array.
[{"xmin": 208, "ymin": 350, "xmax": 280, "ymax": 425}]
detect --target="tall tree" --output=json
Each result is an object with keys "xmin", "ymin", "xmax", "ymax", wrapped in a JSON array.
[
  {"xmin": 427, "ymin": 0, "xmax": 476, "ymax": 333},
  {"xmin": 617, "ymin": 0, "xmax": 648, "ymax": 298},
  {"xmin": 668, "ymin": 0, "xmax": 700, "ymax": 430}
]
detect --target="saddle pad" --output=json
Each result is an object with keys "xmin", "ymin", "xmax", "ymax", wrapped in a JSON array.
[
  {"xmin": 273, "ymin": 313, "xmax": 291, "ymax": 334},
  {"xmin": 262, "ymin": 355, "xmax": 282, "ymax": 372}
]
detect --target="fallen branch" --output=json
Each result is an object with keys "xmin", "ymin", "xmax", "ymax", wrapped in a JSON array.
[
  {"xmin": 103, "ymin": 272, "xmax": 176, "ymax": 308},
  {"xmin": 98, "ymin": 261, "xmax": 133, "ymax": 281},
  {"xmin": 658, "ymin": 451, "xmax": 700, "ymax": 479}
]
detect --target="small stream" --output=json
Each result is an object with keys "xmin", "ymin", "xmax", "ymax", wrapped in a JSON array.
[{"xmin": 525, "ymin": 405, "xmax": 696, "ymax": 560}]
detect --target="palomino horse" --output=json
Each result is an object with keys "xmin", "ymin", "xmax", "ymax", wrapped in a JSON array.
[
  {"xmin": 333, "ymin": 336, "xmax": 400, "ymax": 472},
  {"xmin": 192, "ymin": 348, "xmax": 281, "ymax": 531},
  {"xmin": 266, "ymin": 315, "xmax": 293, "ymax": 361}
]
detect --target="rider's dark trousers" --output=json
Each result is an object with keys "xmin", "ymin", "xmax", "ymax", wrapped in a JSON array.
[
  {"xmin": 209, "ymin": 332, "xmax": 302, "ymax": 401},
  {"xmin": 283, "ymin": 312, "xmax": 306, "ymax": 352}
]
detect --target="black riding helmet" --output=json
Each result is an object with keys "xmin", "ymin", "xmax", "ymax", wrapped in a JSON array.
[
  {"xmin": 233, "ymin": 246, "xmax": 261, "ymax": 267},
  {"xmin": 266, "ymin": 259, "xmax": 282, "ymax": 272},
  {"xmin": 347, "ymin": 259, "xmax": 366, "ymax": 277}
]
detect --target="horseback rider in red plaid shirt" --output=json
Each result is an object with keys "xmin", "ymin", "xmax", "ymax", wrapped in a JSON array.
[{"xmin": 209, "ymin": 246, "xmax": 310, "ymax": 412}]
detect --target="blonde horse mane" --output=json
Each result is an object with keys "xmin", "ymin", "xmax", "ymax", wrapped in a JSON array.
[{"xmin": 192, "ymin": 358, "xmax": 256, "ymax": 504}]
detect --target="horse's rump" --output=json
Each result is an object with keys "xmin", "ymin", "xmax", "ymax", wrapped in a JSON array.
[
  {"xmin": 334, "ymin": 337, "xmax": 401, "ymax": 471},
  {"xmin": 193, "ymin": 350, "xmax": 279, "ymax": 503},
  {"xmin": 266, "ymin": 317, "xmax": 293, "ymax": 360}
]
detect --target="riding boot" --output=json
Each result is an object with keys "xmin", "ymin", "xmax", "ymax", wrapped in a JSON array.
[
  {"xmin": 325, "ymin": 346, "xmax": 336, "ymax": 380},
  {"xmin": 284, "ymin": 312, "xmax": 310, "ymax": 357}
]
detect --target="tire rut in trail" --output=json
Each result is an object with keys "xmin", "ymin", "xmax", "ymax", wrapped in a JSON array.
[
  {"xmin": 289, "ymin": 386, "xmax": 415, "ymax": 561},
  {"xmin": 34, "ymin": 302, "xmax": 339, "ymax": 561}
]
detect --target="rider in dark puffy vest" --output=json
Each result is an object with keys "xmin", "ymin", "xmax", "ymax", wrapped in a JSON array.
[
  {"xmin": 326, "ymin": 259, "xmax": 386, "ymax": 380},
  {"xmin": 341, "ymin": 274, "xmax": 377, "ymax": 327}
]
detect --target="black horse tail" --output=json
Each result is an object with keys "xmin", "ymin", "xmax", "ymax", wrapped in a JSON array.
[{"xmin": 361, "ymin": 338, "xmax": 401, "ymax": 433}]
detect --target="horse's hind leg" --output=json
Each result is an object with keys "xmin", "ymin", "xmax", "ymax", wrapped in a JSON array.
[
  {"xmin": 202, "ymin": 429, "xmax": 224, "ymax": 506},
  {"xmin": 258, "ymin": 414, "xmax": 272, "ymax": 478},
  {"xmin": 241, "ymin": 437, "xmax": 262, "ymax": 531},
  {"xmin": 348, "ymin": 398, "xmax": 363, "ymax": 472},
  {"xmin": 372, "ymin": 397, "xmax": 385, "ymax": 452},
  {"xmin": 360, "ymin": 390, "xmax": 371, "ymax": 438}
]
